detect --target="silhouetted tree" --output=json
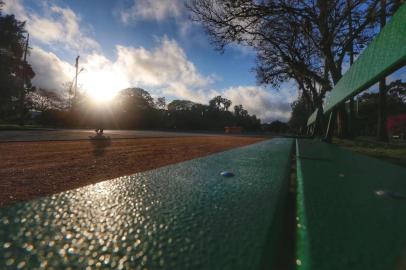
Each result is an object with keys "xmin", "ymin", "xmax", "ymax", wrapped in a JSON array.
[
  {"xmin": 209, "ymin": 96, "xmax": 232, "ymax": 111},
  {"xmin": 0, "ymin": 6, "xmax": 35, "ymax": 123},
  {"xmin": 28, "ymin": 88, "xmax": 65, "ymax": 112},
  {"xmin": 263, "ymin": 120, "xmax": 289, "ymax": 133},
  {"xmin": 289, "ymin": 95, "xmax": 312, "ymax": 134},
  {"xmin": 155, "ymin": 97, "xmax": 166, "ymax": 110},
  {"xmin": 168, "ymin": 100, "xmax": 196, "ymax": 111},
  {"xmin": 188, "ymin": 0, "xmax": 401, "ymax": 137}
]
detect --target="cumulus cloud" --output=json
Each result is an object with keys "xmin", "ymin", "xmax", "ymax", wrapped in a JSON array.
[
  {"xmin": 120, "ymin": 0, "xmax": 184, "ymax": 23},
  {"xmin": 117, "ymin": 0, "xmax": 200, "ymax": 40},
  {"xmin": 115, "ymin": 37, "xmax": 212, "ymax": 92},
  {"xmin": 223, "ymin": 85, "xmax": 297, "ymax": 123},
  {"xmin": 3, "ymin": 0, "xmax": 296, "ymax": 121},
  {"xmin": 1, "ymin": 0, "xmax": 28, "ymax": 20},
  {"xmin": 26, "ymin": 36, "xmax": 214, "ymax": 101},
  {"xmin": 28, "ymin": 46, "xmax": 74, "ymax": 93},
  {"xmin": 27, "ymin": 37, "xmax": 295, "ymax": 121},
  {"xmin": 2, "ymin": 0, "xmax": 99, "ymax": 52}
]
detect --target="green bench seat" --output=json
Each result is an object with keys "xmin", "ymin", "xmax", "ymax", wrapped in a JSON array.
[
  {"xmin": 296, "ymin": 139, "xmax": 406, "ymax": 270},
  {"xmin": 0, "ymin": 138, "xmax": 293, "ymax": 270}
]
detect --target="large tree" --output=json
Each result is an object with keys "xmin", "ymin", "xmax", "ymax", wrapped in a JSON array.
[
  {"xmin": 188, "ymin": 0, "xmax": 401, "ymax": 136},
  {"xmin": 209, "ymin": 95, "xmax": 232, "ymax": 111},
  {"xmin": 0, "ymin": 3, "xmax": 35, "ymax": 123}
]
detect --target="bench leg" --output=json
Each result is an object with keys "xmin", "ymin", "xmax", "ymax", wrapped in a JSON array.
[{"xmin": 323, "ymin": 110, "xmax": 336, "ymax": 143}]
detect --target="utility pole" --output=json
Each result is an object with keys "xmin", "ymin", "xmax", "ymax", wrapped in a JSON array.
[
  {"xmin": 19, "ymin": 34, "xmax": 29, "ymax": 126},
  {"xmin": 348, "ymin": 0, "xmax": 356, "ymax": 138},
  {"xmin": 74, "ymin": 55, "xmax": 80, "ymax": 107}
]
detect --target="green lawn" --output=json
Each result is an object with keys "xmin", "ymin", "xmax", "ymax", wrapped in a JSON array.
[{"xmin": 334, "ymin": 138, "xmax": 406, "ymax": 168}]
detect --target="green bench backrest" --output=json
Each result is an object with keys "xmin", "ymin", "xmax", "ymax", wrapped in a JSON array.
[
  {"xmin": 308, "ymin": 3, "xmax": 406, "ymax": 125},
  {"xmin": 0, "ymin": 139, "xmax": 293, "ymax": 270}
]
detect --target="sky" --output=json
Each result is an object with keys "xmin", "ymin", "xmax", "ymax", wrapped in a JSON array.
[{"xmin": 2, "ymin": 0, "xmax": 297, "ymax": 122}]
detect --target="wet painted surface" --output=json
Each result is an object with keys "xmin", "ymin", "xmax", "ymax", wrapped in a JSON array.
[
  {"xmin": 0, "ymin": 138, "xmax": 293, "ymax": 270},
  {"xmin": 296, "ymin": 139, "xmax": 406, "ymax": 270}
]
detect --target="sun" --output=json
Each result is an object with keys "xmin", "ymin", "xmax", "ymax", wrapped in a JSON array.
[{"xmin": 81, "ymin": 70, "xmax": 125, "ymax": 102}]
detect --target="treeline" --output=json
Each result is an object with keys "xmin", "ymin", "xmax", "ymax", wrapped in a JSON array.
[
  {"xmin": 0, "ymin": 6, "xmax": 263, "ymax": 131},
  {"xmin": 33, "ymin": 88, "xmax": 262, "ymax": 131}
]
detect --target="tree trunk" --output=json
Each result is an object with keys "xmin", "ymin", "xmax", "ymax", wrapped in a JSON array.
[
  {"xmin": 337, "ymin": 104, "xmax": 349, "ymax": 138},
  {"xmin": 347, "ymin": 0, "xmax": 356, "ymax": 138},
  {"xmin": 377, "ymin": 0, "xmax": 389, "ymax": 142},
  {"xmin": 377, "ymin": 78, "xmax": 389, "ymax": 141}
]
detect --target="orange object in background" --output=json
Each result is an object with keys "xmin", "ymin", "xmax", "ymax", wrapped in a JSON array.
[{"xmin": 224, "ymin": 126, "xmax": 243, "ymax": 134}]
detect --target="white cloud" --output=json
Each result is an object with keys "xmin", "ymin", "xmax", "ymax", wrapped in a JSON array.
[
  {"xmin": 116, "ymin": 37, "xmax": 211, "ymax": 86},
  {"xmin": 120, "ymin": 0, "xmax": 184, "ymax": 23},
  {"xmin": 2, "ymin": 0, "xmax": 99, "ymax": 53},
  {"xmin": 3, "ymin": 0, "xmax": 296, "ymax": 121},
  {"xmin": 27, "ymin": 36, "xmax": 214, "ymax": 101},
  {"xmin": 223, "ymin": 85, "xmax": 297, "ymax": 123},
  {"xmin": 27, "ymin": 37, "xmax": 294, "ymax": 122},
  {"xmin": 1, "ymin": 0, "xmax": 28, "ymax": 20},
  {"xmin": 110, "ymin": 37, "xmax": 215, "ymax": 102},
  {"xmin": 28, "ymin": 46, "xmax": 74, "ymax": 93}
]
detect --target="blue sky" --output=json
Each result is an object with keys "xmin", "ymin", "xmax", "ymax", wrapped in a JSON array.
[{"xmin": 2, "ymin": 0, "xmax": 297, "ymax": 122}]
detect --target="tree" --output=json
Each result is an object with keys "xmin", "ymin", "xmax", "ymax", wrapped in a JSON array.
[
  {"xmin": 155, "ymin": 97, "xmax": 166, "ymax": 110},
  {"xmin": 118, "ymin": 88, "xmax": 155, "ymax": 109},
  {"xmin": 289, "ymin": 95, "xmax": 312, "ymax": 134},
  {"xmin": 168, "ymin": 100, "xmax": 196, "ymax": 111},
  {"xmin": 263, "ymin": 120, "xmax": 289, "ymax": 133},
  {"xmin": 27, "ymin": 88, "xmax": 65, "ymax": 112},
  {"xmin": 387, "ymin": 80, "xmax": 406, "ymax": 103},
  {"xmin": 377, "ymin": 0, "xmax": 388, "ymax": 141},
  {"xmin": 188, "ymin": 0, "xmax": 399, "ymax": 137},
  {"xmin": 209, "ymin": 95, "xmax": 232, "ymax": 111},
  {"xmin": 113, "ymin": 88, "xmax": 156, "ymax": 128},
  {"xmin": 234, "ymin": 104, "xmax": 248, "ymax": 118},
  {"xmin": 0, "ymin": 8, "xmax": 35, "ymax": 123}
]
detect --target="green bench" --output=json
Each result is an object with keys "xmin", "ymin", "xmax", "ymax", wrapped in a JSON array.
[
  {"xmin": 299, "ymin": 4, "xmax": 406, "ymax": 269},
  {"xmin": 0, "ymin": 138, "xmax": 294, "ymax": 270},
  {"xmin": 1, "ymin": 4, "xmax": 405, "ymax": 270},
  {"xmin": 296, "ymin": 139, "xmax": 406, "ymax": 269},
  {"xmin": 307, "ymin": 3, "xmax": 406, "ymax": 133}
]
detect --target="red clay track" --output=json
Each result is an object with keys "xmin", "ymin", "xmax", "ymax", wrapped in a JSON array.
[{"xmin": 0, "ymin": 136, "xmax": 265, "ymax": 207}]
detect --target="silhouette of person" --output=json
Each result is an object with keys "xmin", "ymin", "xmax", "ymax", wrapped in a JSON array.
[{"xmin": 94, "ymin": 107, "xmax": 105, "ymax": 135}]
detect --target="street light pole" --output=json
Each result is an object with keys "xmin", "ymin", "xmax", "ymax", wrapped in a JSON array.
[{"xmin": 74, "ymin": 56, "xmax": 80, "ymax": 105}]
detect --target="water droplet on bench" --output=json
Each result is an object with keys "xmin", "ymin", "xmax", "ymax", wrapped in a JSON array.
[
  {"xmin": 220, "ymin": 171, "xmax": 234, "ymax": 177},
  {"xmin": 375, "ymin": 190, "xmax": 406, "ymax": 200}
]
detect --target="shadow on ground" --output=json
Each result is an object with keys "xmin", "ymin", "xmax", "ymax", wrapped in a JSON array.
[{"xmin": 89, "ymin": 134, "xmax": 112, "ymax": 156}]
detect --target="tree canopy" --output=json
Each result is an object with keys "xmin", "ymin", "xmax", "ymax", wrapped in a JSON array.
[{"xmin": 0, "ymin": 4, "xmax": 35, "ymax": 123}]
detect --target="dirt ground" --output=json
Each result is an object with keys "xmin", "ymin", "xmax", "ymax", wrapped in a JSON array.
[{"xmin": 0, "ymin": 136, "xmax": 265, "ymax": 207}]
